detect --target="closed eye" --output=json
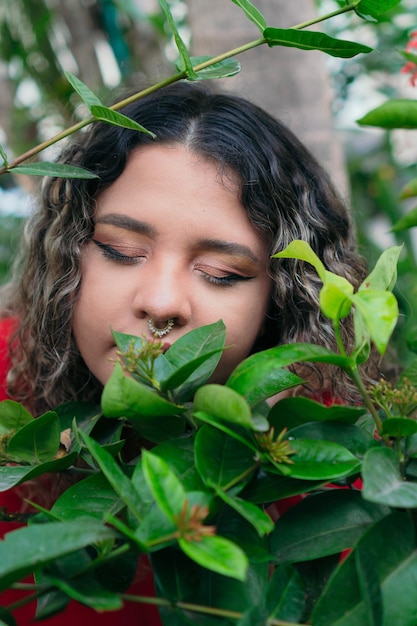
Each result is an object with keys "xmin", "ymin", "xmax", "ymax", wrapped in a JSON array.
[
  {"xmin": 92, "ymin": 239, "xmax": 144, "ymax": 264},
  {"xmin": 200, "ymin": 271, "xmax": 255, "ymax": 287}
]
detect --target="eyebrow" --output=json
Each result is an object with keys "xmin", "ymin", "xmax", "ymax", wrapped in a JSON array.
[
  {"xmin": 95, "ymin": 213, "xmax": 157, "ymax": 237},
  {"xmin": 95, "ymin": 213, "xmax": 261, "ymax": 264},
  {"xmin": 197, "ymin": 239, "xmax": 261, "ymax": 264}
]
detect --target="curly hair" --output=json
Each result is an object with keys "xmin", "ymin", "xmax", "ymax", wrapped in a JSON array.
[{"xmin": 1, "ymin": 81, "xmax": 371, "ymax": 414}]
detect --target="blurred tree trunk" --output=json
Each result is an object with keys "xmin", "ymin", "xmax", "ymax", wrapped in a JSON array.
[
  {"xmin": 56, "ymin": 0, "xmax": 104, "ymax": 89},
  {"xmin": 186, "ymin": 0, "xmax": 349, "ymax": 196}
]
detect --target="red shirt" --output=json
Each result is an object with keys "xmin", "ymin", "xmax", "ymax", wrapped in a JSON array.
[{"xmin": 0, "ymin": 317, "xmax": 162, "ymax": 625}]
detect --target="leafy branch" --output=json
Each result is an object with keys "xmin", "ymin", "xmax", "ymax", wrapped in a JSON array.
[{"xmin": 0, "ymin": 0, "xmax": 383, "ymax": 179}]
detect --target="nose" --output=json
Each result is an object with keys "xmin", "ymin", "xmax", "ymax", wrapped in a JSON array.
[{"xmin": 132, "ymin": 256, "xmax": 192, "ymax": 329}]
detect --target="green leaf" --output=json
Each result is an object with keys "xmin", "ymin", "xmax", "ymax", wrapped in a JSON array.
[
  {"xmin": 193, "ymin": 410, "xmax": 256, "ymax": 451},
  {"xmin": 268, "ymin": 396, "xmax": 366, "ymax": 432},
  {"xmin": 215, "ymin": 488, "xmax": 274, "ymax": 536},
  {"xmin": 102, "ymin": 362, "xmax": 185, "ymax": 418},
  {"xmin": 195, "ymin": 425, "xmax": 256, "ymax": 491},
  {"xmin": 90, "ymin": 105, "xmax": 156, "ymax": 137},
  {"xmin": 7, "ymin": 411, "xmax": 60, "ymax": 463},
  {"xmin": 311, "ymin": 512, "xmax": 417, "ymax": 626},
  {"xmin": 0, "ymin": 519, "xmax": 116, "ymax": 592},
  {"xmin": 241, "ymin": 472, "xmax": 324, "ymax": 504},
  {"xmin": 355, "ymin": 0, "xmax": 402, "ymax": 21},
  {"xmin": 0, "ymin": 607, "xmax": 16, "ymax": 626},
  {"xmin": 0, "ymin": 400, "xmax": 33, "ymax": 434},
  {"xmin": 55, "ymin": 401, "xmax": 102, "ymax": 433},
  {"xmin": 151, "ymin": 547, "xmax": 202, "ymax": 603},
  {"xmin": 179, "ymin": 534, "xmax": 248, "ymax": 581},
  {"xmin": 162, "ymin": 321, "xmax": 226, "ymax": 401},
  {"xmin": 357, "ymin": 100, "xmax": 417, "ymax": 129},
  {"xmin": 273, "ymin": 240, "xmax": 326, "ymax": 281},
  {"xmin": 188, "ymin": 519, "xmax": 269, "ymax": 620},
  {"xmin": 133, "ymin": 505, "xmax": 177, "ymax": 548},
  {"xmin": 273, "ymin": 240, "xmax": 355, "ymax": 321},
  {"xmin": 362, "ymin": 447, "xmax": 417, "ymax": 507},
  {"xmin": 141, "ymin": 450, "xmax": 186, "ymax": 522},
  {"xmin": 401, "ymin": 50, "xmax": 417, "ymax": 65},
  {"xmin": 227, "ymin": 345, "xmax": 353, "ymax": 392},
  {"xmin": 287, "ymin": 421, "xmax": 374, "ymax": 458},
  {"xmin": 270, "ymin": 490, "xmax": 389, "ymax": 563},
  {"xmin": 152, "ymin": 437, "xmax": 205, "ymax": 492},
  {"xmin": 266, "ymin": 564, "xmax": 305, "ymax": 622},
  {"xmin": 0, "ymin": 453, "xmax": 77, "ymax": 492},
  {"xmin": 399, "ymin": 355, "xmax": 417, "ymax": 386},
  {"xmin": 381, "ymin": 417, "xmax": 417, "ymax": 437},
  {"xmin": 264, "ymin": 28, "xmax": 372, "ymax": 58},
  {"xmin": 230, "ymin": 0, "xmax": 267, "ymax": 32},
  {"xmin": 355, "ymin": 544, "xmax": 383, "ymax": 626},
  {"xmin": 51, "ymin": 473, "xmax": 124, "ymax": 521},
  {"xmin": 215, "ymin": 505, "xmax": 269, "ymax": 562},
  {"xmin": 11, "ymin": 162, "xmax": 98, "ymax": 179},
  {"xmin": 191, "ymin": 56, "xmax": 241, "ymax": 80},
  {"xmin": 351, "ymin": 290, "xmax": 398, "ymax": 354},
  {"xmin": 391, "ymin": 206, "xmax": 417, "ymax": 233},
  {"xmin": 80, "ymin": 431, "xmax": 144, "ymax": 523},
  {"xmin": 399, "ymin": 178, "xmax": 417, "ymax": 200},
  {"xmin": 269, "ymin": 438, "xmax": 360, "ymax": 481},
  {"xmin": 35, "ymin": 551, "xmax": 89, "ymax": 619},
  {"xmin": 226, "ymin": 359, "xmax": 302, "ymax": 407},
  {"xmin": 159, "ymin": 0, "xmax": 197, "ymax": 79},
  {"xmin": 359, "ymin": 245, "xmax": 402, "ymax": 292},
  {"xmin": 0, "ymin": 144, "xmax": 8, "ymax": 168},
  {"xmin": 319, "ymin": 277, "xmax": 354, "ymax": 320},
  {"xmin": 193, "ymin": 384, "xmax": 256, "ymax": 430},
  {"xmin": 43, "ymin": 573, "xmax": 123, "ymax": 611},
  {"xmin": 65, "ymin": 70, "xmax": 102, "ymax": 107},
  {"xmin": 161, "ymin": 348, "xmax": 225, "ymax": 393}
]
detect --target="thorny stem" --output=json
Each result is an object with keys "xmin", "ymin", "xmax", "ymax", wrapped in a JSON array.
[{"xmin": 0, "ymin": 2, "xmax": 361, "ymax": 176}]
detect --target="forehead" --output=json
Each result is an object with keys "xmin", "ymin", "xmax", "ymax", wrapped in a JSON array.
[{"xmin": 94, "ymin": 143, "xmax": 269, "ymax": 252}]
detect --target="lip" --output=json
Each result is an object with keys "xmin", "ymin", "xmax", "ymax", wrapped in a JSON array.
[{"xmin": 161, "ymin": 342, "xmax": 171, "ymax": 353}]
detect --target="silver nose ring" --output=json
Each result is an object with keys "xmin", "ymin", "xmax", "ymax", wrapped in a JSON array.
[{"xmin": 147, "ymin": 318, "xmax": 174, "ymax": 337}]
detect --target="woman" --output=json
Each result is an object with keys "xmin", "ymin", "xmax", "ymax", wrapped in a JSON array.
[{"xmin": 0, "ymin": 81, "xmax": 368, "ymax": 623}]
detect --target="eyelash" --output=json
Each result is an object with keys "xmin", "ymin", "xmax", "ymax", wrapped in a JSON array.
[
  {"xmin": 202, "ymin": 273, "xmax": 253, "ymax": 287},
  {"xmin": 92, "ymin": 239, "xmax": 254, "ymax": 286},
  {"xmin": 92, "ymin": 239, "xmax": 142, "ymax": 264}
]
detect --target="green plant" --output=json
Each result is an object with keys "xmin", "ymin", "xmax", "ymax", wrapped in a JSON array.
[
  {"xmin": 2, "ymin": 239, "xmax": 417, "ymax": 625},
  {"xmin": 350, "ymin": 27, "xmax": 417, "ymax": 367},
  {"xmin": 1, "ymin": 1, "xmax": 416, "ymax": 625}
]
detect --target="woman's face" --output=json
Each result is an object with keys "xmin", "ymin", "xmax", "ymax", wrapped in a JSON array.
[{"xmin": 72, "ymin": 144, "xmax": 272, "ymax": 385}]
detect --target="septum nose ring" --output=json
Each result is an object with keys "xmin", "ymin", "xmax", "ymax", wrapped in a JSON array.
[{"xmin": 147, "ymin": 318, "xmax": 174, "ymax": 338}]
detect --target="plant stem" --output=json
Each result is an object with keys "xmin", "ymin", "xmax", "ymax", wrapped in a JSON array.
[
  {"xmin": 332, "ymin": 319, "xmax": 348, "ymax": 357},
  {"xmin": 222, "ymin": 461, "xmax": 260, "ymax": 492},
  {"xmin": 0, "ymin": 2, "xmax": 360, "ymax": 176},
  {"xmin": 146, "ymin": 531, "xmax": 180, "ymax": 548},
  {"xmin": 291, "ymin": 2, "xmax": 360, "ymax": 30},
  {"xmin": 6, "ymin": 543, "xmax": 132, "ymax": 613},
  {"xmin": 122, "ymin": 593, "xmax": 308, "ymax": 625},
  {"xmin": 5, "ymin": 591, "xmax": 39, "ymax": 612},
  {"xmin": 347, "ymin": 365, "xmax": 384, "ymax": 434}
]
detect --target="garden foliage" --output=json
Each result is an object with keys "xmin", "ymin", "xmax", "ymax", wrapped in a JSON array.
[{"xmin": 1, "ymin": 0, "xmax": 417, "ymax": 624}]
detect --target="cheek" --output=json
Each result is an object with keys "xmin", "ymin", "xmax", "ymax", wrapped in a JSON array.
[{"xmin": 212, "ymin": 287, "xmax": 272, "ymax": 381}]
